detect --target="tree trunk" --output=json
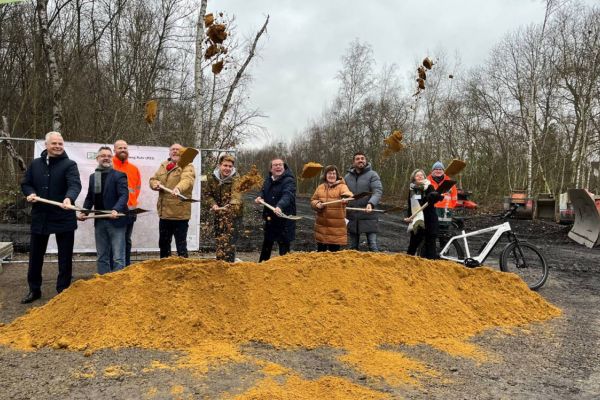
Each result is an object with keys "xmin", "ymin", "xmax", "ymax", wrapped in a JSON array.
[{"xmin": 36, "ymin": 0, "xmax": 63, "ymax": 132}]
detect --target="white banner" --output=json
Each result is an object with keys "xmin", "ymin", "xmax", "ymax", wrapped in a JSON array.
[{"xmin": 34, "ymin": 141, "xmax": 202, "ymax": 253}]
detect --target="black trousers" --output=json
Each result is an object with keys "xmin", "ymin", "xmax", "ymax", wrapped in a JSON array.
[
  {"xmin": 159, "ymin": 219, "xmax": 189, "ymax": 258},
  {"xmin": 407, "ymin": 229, "xmax": 439, "ymax": 259},
  {"xmin": 317, "ymin": 243, "xmax": 341, "ymax": 252},
  {"xmin": 28, "ymin": 231, "xmax": 74, "ymax": 293},
  {"xmin": 259, "ymin": 240, "xmax": 290, "ymax": 262}
]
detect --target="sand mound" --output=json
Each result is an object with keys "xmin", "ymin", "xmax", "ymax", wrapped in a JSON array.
[
  {"xmin": 1, "ymin": 251, "xmax": 559, "ymax": 351},
  {"xmin": 0, "ymin": 251, "xmax": 560, "ymax": 395}
]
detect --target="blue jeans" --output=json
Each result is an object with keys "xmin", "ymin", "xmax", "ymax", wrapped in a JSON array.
[
  {"xmin": 95, "ymin": 219, "xmax": 126, "ymax": 274},
  {"xmin": 349, "ymin": 232, "xmax": 379, "ymax": 251}
]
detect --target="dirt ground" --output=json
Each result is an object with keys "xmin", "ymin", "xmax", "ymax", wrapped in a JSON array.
[{"xmin": 1, "ymin": 196, "xmax": 599, "ymax": 399}]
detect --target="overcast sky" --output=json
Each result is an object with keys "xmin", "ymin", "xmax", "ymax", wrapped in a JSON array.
[{"xmin": 209, "ymin": 0, "xmax": 593, "ymax": 148}]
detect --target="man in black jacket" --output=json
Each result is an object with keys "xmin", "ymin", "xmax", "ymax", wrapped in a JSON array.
[
  {"xmin": 78, "ymin": 146, "xmax": 129, "ymax": 274},
  {"xmin": 20, "ymin": 132, "xmax": 82, "ymax": 303},
  {"xmin": 255, "ymin": 158, "xmax": 296, "ymax": 262}
]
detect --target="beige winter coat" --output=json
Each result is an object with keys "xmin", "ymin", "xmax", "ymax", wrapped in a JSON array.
[
  {"xmin": 149, "ymin": 161, "xmax": 196, "ymax": 220},
  {"xmin": 310, "ymin": 180, "xmax": 353, "ymax": 245}
]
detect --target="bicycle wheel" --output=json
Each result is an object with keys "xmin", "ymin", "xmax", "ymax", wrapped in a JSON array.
[{"xmin": 500, "ymin": 242, "xmax": 549, "ymax": 290}]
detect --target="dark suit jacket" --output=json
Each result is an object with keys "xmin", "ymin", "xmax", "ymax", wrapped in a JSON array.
[{"xmin": 83, "ymin": 169, "xmax": 129, "ymax": 228}]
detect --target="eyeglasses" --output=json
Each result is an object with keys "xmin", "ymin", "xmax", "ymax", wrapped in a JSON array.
[{"xmin": 272, "ymin": 163, "xmax": 284, "ymax": 167}]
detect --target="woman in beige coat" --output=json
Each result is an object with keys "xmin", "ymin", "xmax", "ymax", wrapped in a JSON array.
[{"xmin": 310, "ymin": 165, "xmax": 353, "ymax": 252}]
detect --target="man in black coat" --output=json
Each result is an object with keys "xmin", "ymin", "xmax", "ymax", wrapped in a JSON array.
[
  {"xmin": 255, "ymin": 158, "xmax": 296, "ymax": 262},
  {"xmin": 20, "ymin": 131, "xmax": 82, "ymax": 303},
  {"xmin": 78, "ymin": 146, "xmax": 129, "ymax": 274}
]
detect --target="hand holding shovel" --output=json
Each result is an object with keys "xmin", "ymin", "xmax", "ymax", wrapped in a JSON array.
[
  {"xmin": 404, "ymin": 202, "xmax": 428, "ymax": 223},
  {"xmin": 78, "ymin": 210, "xmax": 125, "ymax": 221},
  {"xmin": 158, "ymin": 184, "xmax": 200, "ymax": 202},
  {"xmin": 257, "ymin": 199, "xmax": 302, "ymax": 221},
  {"xmin": 30, "ymin": 195, "xmax": 105, "ymax": 214},
  {"xmin": 320, "ymin": 191, "xmax": 372, "ymax": 206}
]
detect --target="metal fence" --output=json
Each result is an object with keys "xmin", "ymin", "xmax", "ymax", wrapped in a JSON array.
[
  {"xmin": 0, "ymin": 138, "xmax": 237, "ymax": 258},
  {"xmin": 0, "ymin": 138, "xmax": 36, "ymax": 252}
]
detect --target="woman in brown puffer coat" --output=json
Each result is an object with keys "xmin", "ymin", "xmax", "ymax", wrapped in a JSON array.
[{"xmin": 310, "ymin": 165, "xmax": 353, "ymax": 252}]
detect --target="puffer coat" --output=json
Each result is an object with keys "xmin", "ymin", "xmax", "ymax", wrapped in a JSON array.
[
  {"xmin": 310, "ymin": 180, "xmax": 353, "ymax": 245},
  {"xmin": 344, "ymin": 163, "xmax": 383, "ymax": 234}
]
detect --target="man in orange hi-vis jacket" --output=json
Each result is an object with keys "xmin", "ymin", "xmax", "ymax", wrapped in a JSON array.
[
  {"xmin": 112, "ymin": 139, "xmax": 141, "ymax": 266},
  {"xmin": 427, "ymin": 161, "xmax": 457, "ymax": 249}
]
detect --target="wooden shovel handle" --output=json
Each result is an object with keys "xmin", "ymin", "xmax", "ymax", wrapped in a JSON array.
[
  {"xmin": 345, "ymin": 207, "xmax": 385, "ymax": 213},
  {"xmin": 82, "ymin": 213, "xmax": 126, "ymax": 219},
  {"xmin": 408, "ymin": 202, "xmax": 429, "ymax": 221},
  {"xmin": 32, "ymin": 196, "xmax": 80, "ymax": 211}
]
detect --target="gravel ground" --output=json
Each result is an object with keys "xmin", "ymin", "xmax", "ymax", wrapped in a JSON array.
[{"xmin": 1, "ymin": 197, "xmax": 599, "ymax": 399}]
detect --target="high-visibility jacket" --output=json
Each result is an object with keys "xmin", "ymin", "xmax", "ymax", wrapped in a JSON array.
[
  {"xmin": 112, "ymin": 156, "xmax": 141, "ymax": 208},
  {"xmin": 427, "ymin": 174, "xmax": 458, "ymax": 210}
]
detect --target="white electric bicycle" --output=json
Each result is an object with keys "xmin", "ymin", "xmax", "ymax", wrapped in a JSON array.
[{"xmin": 439, "ymin": 205, "xmax": 549, "ymax": 290}]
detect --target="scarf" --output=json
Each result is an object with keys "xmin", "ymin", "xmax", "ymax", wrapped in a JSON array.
[
  {"xmin": 94, "ymin": 165, "xmax": 112, "ymax": 194},
  {"xmin": 432, "ymin": 174, "xmax": 445, "ymax": 184},
  {"xmin": 166, "ymin": 161, "xmax": 177, "ymax": 171},
  {"xmin": 407, "ymin": 179, "xmax": 430, "ymax": 233}
]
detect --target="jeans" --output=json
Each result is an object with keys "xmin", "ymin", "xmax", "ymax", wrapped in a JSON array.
[
  {"xmin": 159, "ymin": 219, "xmax": 189, "ymax": 258},
  {"xmin": 95, "ymin": 219, "xmax": 126, "ymax": 274},
  {"xmin": 348, "ymin": 232, "xmax": 379, "ymax": 251},
  {"xmin": 317, "ymin": 243, "xmax": 341, "ymax": 252},
  {"xmin": 109, "ymin": 219, "xmax": 135, "ymax": 269},
  {"xmin": 28, "ymin": 231, "xmax": 74, "ymax": 293},
  {"xmin": 259, "ymin": 240, "xmax": 290, "ymax": 262}
]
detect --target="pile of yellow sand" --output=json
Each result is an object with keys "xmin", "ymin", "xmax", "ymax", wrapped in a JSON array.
[{"xmin": 0, "ymin": 251, "xmax": 560, "ymax": 397}]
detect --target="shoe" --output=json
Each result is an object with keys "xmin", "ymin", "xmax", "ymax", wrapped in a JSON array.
[{"xmin": 20, "ymin": 291, "xmax": 42, "ymax": 304}]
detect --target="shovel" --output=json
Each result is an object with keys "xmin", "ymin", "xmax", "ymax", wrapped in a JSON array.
[
  {"xmin": 258, "ymin": 199, "xmax": 302, "ymax": 221},
  {"xmin": 177, "ymin": 147, "xmax": 199, "ymax": 169},
  {"xmin": 346, "ymin": 206, "xmax": 403, "ymax": 214},
  {"xmin": 444, "ymin": 159, "xmax": 466, "ymax": 177},
  {"xmin": 31, "ymin": 196, "xmax": 110, "ymax": 214},
  {"xmin": 81, "ymin": 213, "xmax": 126, "ymax": 219},
  {"xmin": 159, "ymin": 184, "xmax": 200, "ymax": 202},
  {"xmin": 300, "ymin": 162, "xmax": 323, "ymax": 179},
  {"xmin": 321, "ymin": 191, "xmax": 372, "ymax": 206}
]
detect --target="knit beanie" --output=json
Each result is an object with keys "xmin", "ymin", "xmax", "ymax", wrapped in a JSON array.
[{"xmin": 432, "ymin": 161, "xmax": 445, "ymax": 170}]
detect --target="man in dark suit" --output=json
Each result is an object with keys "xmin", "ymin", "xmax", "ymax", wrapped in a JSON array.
[
  {"xmin": 78, "ymin": 146, "xmax": 128, "ymax": 274},
  {"xmin": 20, "ymin": 131, "xmax": 82, "ymax": 303}
]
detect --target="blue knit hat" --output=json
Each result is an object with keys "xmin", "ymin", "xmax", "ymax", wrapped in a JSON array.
[{"xmin": 432, "ymin": 161, "xmax": 445, "ymax": 170}]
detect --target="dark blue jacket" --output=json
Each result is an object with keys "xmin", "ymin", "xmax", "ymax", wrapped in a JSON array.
[
  {"xmin": 260, "ymin": 164, "xmax": 296, "ymax": 242},
  {"xmin": 83, "ymin": 169, "xmax": 129, "ymax": 228},
  {"xmin": 21, "ymin": 150, "xmax": 82, "ymax": 234}
]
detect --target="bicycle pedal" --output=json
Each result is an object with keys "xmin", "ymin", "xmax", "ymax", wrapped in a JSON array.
[{"xmin": 464, "ymin": 258, "xmax": 480, "ymax": 268}]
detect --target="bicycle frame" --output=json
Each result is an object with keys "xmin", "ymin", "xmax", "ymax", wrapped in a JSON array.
[{"xmin": 439, "ymin": 222, "xmax": 512, "ymax": 264}]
